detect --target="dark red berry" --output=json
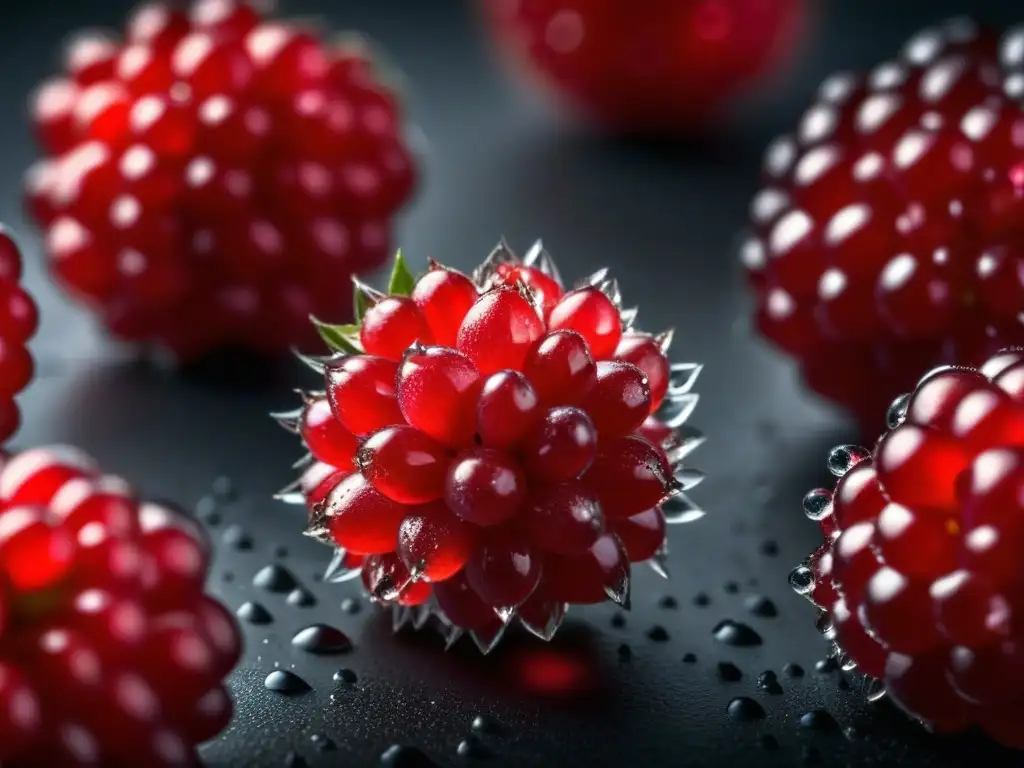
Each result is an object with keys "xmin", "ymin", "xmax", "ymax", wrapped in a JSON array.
[
  {"xmin": 0, "ymin": 229, "xmax": 36, "ymax": 443},
  {"xmin": 464, "ymin": 528, "xmax": 542, "ymax": 608},
  {"xmin": 521, "ymin": 407, "xmax": 598, "ymax": 482},
  {"xmin": 585, "ymin": 436, "xmax": 672, "ymax": 518},
  {"xmin": 611, "ymin": 506, "xmax": 667, "ymax": 563},
  {"xmin": 476, "ymin": 370, "xmax": 541, "ymax": 449},
  {"xmin": 397, "ymin": 501, "xmax": 474, "ymax": 582},
  {"xmin": 582, "ymin": 361, "xmax": 651, "ymax": 439},
  {"xmin": 614, "ymin": 333, "xmax": 670, "ymax": 411},
  {"xmin": 521, "ymin": 482, "xmax": 604, "ymax": 555},
  {"xmin": 444, "ymin": 448, "xmax": 525, "ymax": 527},
  {"xmin": 523, "ymin": 330, "xmax": 597, "ymax": 406}
]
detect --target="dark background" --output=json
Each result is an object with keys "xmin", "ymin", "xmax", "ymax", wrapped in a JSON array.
[{"xmin": 6, "ymin": 1, "xmax": 1024, "ymax": 766}]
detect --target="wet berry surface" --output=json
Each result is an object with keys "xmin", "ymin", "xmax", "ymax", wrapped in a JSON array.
[{"xmin": 8, "ymin": 1, "xmax": 1024, "ymax": 767}]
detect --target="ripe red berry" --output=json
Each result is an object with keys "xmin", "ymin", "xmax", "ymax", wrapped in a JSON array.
[
  {"xmin": 745, "ymin": 19, "xmax": 1024, "ymax": 428},
  {"xmin": 278, "ymin": 243, "xmax": 702, "ymax": 651},
  {"xmin": 0, "ymin": 446, "xmax": 241, "ymax": 764},
  {"xmin": 0, "ymin": 228, "xmax": 37, "ymax": 443},
  {"xmin": 614, "ymin": 333, "xmax": 670, "ymax": 411},
  {"xmin": 480, "ymin": 0, "xmax": 805, "ymax": 133},
  {"xmin": 26, "ymin": 1, "xmax": 417, "ymax": 362},
  {"xmin": 793, "ymin": 347, "xmax": 1024, "ymax": 748}
]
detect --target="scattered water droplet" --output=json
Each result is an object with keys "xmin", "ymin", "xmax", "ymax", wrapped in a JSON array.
[
  {"xmin": 380, "ymin": 744, "xmax": 438, "ymax": 767},
  {"xmin": 693, "ymin": 592, "xmax": 711, "ymax": 607},
  {"xmin": 222, "ymin": 571, "xmax": 235, "ymax": 583},
  {"xmin": 657, "ymin": 595, "xmax": 678, "ymax": 609},
  {"xmin": 827, "ymin": 445, "xmax": 870, "ymax": 477},
  {"xmin": 292, "ymin": 624, "xmax": 352, "ymax": 654},
  {"xmin": 334, "ymin": 668, "xmax": 358, "ymax": 684},
  {"xmin": 759, "ymin": 734, "xmax": 779, "ymax": 751},
  {"xmin": 195, "ymin": 496, "xmax": 220, "ymax": 526},
  {"xmin": 682, "ymin": 652, "xmax": 697, "ymax": 664},
  {"xmin": 310, "ymin": 734, "xmax": 336, "ymax": 752},
  {"xmin": 757, "ymin": 670, "xmax": 783, "ymax": 695},
  {"xmin": 744, "ymin": 595, "xmax": 778, "ymax": 618},
  {"xmin": 843, "ymin": 725, "xmax": 860, "ymax": 741},
  {"xmin": 759, "ymin": 539, "xmax": 779, "ymax": 557},
  {"xmin": 886, "ymin": 393, "xmax": 910, "ymax": 429},
  {"xmin": 783, "ymin": 662, "xmax": 805, "ymax": 677},
  {"xmin": 341, "ymin": 598, "xmax": 361, "ymax": 614},
  {"xmin": 617, "ymin": 644, "xmax": 632, "ymax": 662},
  {"xmin": 236, "ymin": 601, "xmax": 273, "ymax": 625},
  {"xmin": 723, "ymin": 581, "xmax": 740, "ymax": 594},
  {"xmin": 286, "ymin": 588, "xmax": 317, "ymax": 607},
  {"xmin": 717, "ymin": 662, "xmax": 742, "ymax": 682},
  {"xmin": 802, "ymin": 488, "xmax": 833, "ymax": 521},
  {"xmin": 646, "ymin": 625, "xmax": 670, "ymax": 642},
  {"xmin": 471, "ymin": 715, "xmax": 500, "ymax": 735},
  {"xmin": 712, "ymin": 620, "xmax": 763, "ymax": 647},
  {"xmin": 726, "ymin": 697, "xmax": 765, "ymax": 721},
  {"xmin": 816, "ymin": 658, "xmax": 838, "ymax": 674},
  {"xmin": 456, "ymin": 736, "xmax": 492, "ymax": 759},
  {"xmin": 610, "ymin": 612, "xmax": 627, "ymax": 628},
  {"xmin": 211, "ymin": 475, "xmax": 236, "ymax": 501},
  {"xmin": 799, "ymin": 710, "xmax": 839, "ymax": 732},
  {"xmin": 222, "ymin": 524, "xmax": 253, "ymax": 550},
  {"xmin": 264, "ymin": 670, "xmax": 311, "ymax": 694},
  {"xmin": 253, "ymin": 564, "xmax": 298, "ymax": 593},
  {"xmin": 789, "ymin": 566, "xmax": 815, "ymax": 595}
]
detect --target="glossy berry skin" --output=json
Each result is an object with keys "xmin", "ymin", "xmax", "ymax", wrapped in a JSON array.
[
  {"xmin": 0, "ymin": 229, "xmax": 38, "ymax": 443},
  {"xmin": 25, "ymin": 0, "xmax": 417, "ymax": 363},
  {"xmin": 793, "ymin": 348, "xmax": 1024, "ymax": 749},
  {"xmin": 479, "ymin": 0, "xmax": 805, "ymax": 134},
  {"xmin": 0, "ymin": 445, "xmax": 241, "ymax": 766},
  {"xmin": 282, "ymin": 243, "xmax": 701, "ymax": 652},
  {"xmin": 745, "ymin": 20, "xmax": 1024, "ymax": 429}
]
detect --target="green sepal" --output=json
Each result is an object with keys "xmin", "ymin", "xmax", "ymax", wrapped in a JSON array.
[
  {"xmin": 387, "ymin": 249, "xmax": 416, "ymax": 296},
  {"xmin": 311, "ymin": 317, "xmax": 364, "ymax": 355}
]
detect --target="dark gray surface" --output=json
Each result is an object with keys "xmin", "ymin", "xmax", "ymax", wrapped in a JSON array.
[{"xmin": 7, "ymin": 1, "xmax": 1024, "ymax": 766}]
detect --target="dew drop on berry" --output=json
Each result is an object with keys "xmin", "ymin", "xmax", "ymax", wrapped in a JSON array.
[
  {"xmin": 396, "ymin": 346, "xmax": 480, "ymax": 447},
  {"xmin": 614, "ymin": 333, "xmax": 670, "ymax": 411},
  {"xmin": 397, "ymin": 501, "xmax": 475, "ymax": 582},
  {"xmin": 360, "ymin": 552, "xmax": 413, "ymax": 603},
  {"xmin": 444, "ymin": 448, "xmax": 525, "ymax": 527},
  {"xmin": 547, "ymin": 287, "xmax": 622, "ymax": 360},
  {"xmin": 357, "ymin": 425, "xmax": 448, "ymax": 504}
]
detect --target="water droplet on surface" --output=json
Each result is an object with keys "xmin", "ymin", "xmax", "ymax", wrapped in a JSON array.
[
  {"xmin": 657, "ymin": 595, "xmax": 678, "ymax": 609},
  {"xmin": 799, "ymin": 710, "xmax": 839, "ymax": 731},
  {"xmin": 195, "ymin": 496, "xmax": 220, "ymax": 525},
  {"xmin": 212, "ymin": 475, "xmax": 236, "ymax": 501},
  {"xmin": 745, "ymin": 595, "xmax": 778, "ymax": 618},
  {"xmin": 783, "ymin": 662, "xmax": 805, "ymax": 677},
  {"xmin": 380, "ymin": 744, "xmax": 438, "ymax": 767},
  {"xmin": 456, "ymin": 736, "xmax": 492, "ymax": 759},
  {"xmin": 287, "ymin": 588, "xmax": 317, "ymax": 607},
  {"xmin": 693, "ymin": 592, "xmax": 711, "ymax": 607},
  {"xmin": 843, "ymin": 725, "xmax": 860, "ymax": 741},
  {"xmin": 789, "ymin": 566, "xmax": 815, "ymax": 595},
  {"xmin": 610, "ymin": 612, "xmax": 627, "ymax": 628},
  {"xmin": 617, "ymin": 644, "xmax": 633, "ymax": 662},
  {"xmin": 802, "ymin": 488, "xmax": 833, "ymax": 521},
  {"xmin": 717, "ymin": 662, "xmax": 742, "ymax": 682},
  {"xmin": 827, "ymin": 445, "xmax": 870, "ymax": 477},
  {"xmin": 310, "ymin": 734, "xmax": 336, "ymax": 751},
  {"xmin": 222, "ymin": 571, "xmax": 235, "ymax": 583},
  {"xmin": 264, "ymin": 670, "xmax": 311, "ymax": 694},
  {"xmin": 222, "ymin": 524, "xmax": 253, "ymax": 550},
  {"xmin": 341, "ymin": 597, "xmax": 361, "ymax": 614},
  {"xmin": 236, "ymin": 601, "xmax": 273, "ymax": 625},
  {"xmin": 712, "ymin": 620, "xmax": 763, "ymax": 647},
  {"xmin": 646, "ymin": 625, "xmax": 670, "ymax": 642},
  {"xmin": 760, "ymin": 734, "xmax": 779, "ymax": 751},
  {"xmin": 723, "ymin": 581, "xmax": 740, "ymax": 594},
  {"xmin": 815, "ymin": 658, "xmax": 838, "ymax": 674},
  {"xmin": 757, "ymin": 670, "xmax": 783, "ymax": 694},
  {"xmin": 471, "ymin": 715, "xmax": 500, "ymax": 735},
  {"xmin": 292, "ymin": 624, "xmax": 352, "ymax": 654},
  {"xmin": 886, "ymin": 393, "xmax": 910, "ymax": 429},
  {"xmin": 682, "ymin": 652, "xmax": 697, "ymax": 664},
  {"xmin": 726, "ymin": 697, "xmax": 765, "ymax": 721},
  {"xmin": 253, "ymin": 564, "xmax": 298, "ymax": 592},
  {"xmin": 334, "ymin": 668, "xmax": 358, "ymax": 684},
  {"xmin": 759, "ymin": 539, "xmax": 779, "ymax": 556}
]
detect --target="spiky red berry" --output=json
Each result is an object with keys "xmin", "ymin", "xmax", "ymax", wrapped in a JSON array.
[
  {"xmin": 745, "ymin": 19, "xmax": 1024, "ymax": 429},
  {"xmin": 0, "ymin": 229, "xmax": 38, "ymax": 444},
  {"xmin": 281, "ymin": 242, "xmax": 703, "ymax": 651},
  {"xmin": 26, "ymin": 0, "xmax": 417, "ymax": 362},
  {"xmin": 480, "ymin": 0, "xmax": 805, "ymax": 133},
  {"xmin": 0, "ymin": 446, "xmax": 241, "ymax": 765},
  {"xmin": 793, "ymin": 347, "xmax": 1024, "ymax": 748}
]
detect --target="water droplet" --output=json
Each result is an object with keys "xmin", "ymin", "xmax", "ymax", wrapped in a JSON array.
[
  {"xmin": 682, "ymin": 652, "xmax": 697, "ymax": 664},
  {"xmin": 723, "ymin": 581, "xmax": 740, "ymax": 594},
  {"xmin": 759, "ymin": 734, "xmax": 779, "ymax": 751},
  {"xmin": 380, "ymin": 744, "xmax": 438, "ymax": 767},
  {"xmin": 886, "ymin": 393, "xmax": 910, "ymax": 429},
  {"xmin": 222, "ymin": 524, "xmax": 253, "ymax": 550},
  {"xmin": 310, "ymin": 734, "xmax": 336, "ymax": 752},
  {"xmin": 264, "ymin": 670, "xmax": 311, "ymax": 694},
  {"xmin": 726, "ymin": 697, "xmax": 765, "ymax": 721},
  {"xmin": 843, "ymin": 725, "xmax": 860, "ymax": 741},
  {"xmin": 292, "ymin": 624, "xmax": 352, "ymax": 654},
  {"xmin": 693, "ymin": 592, "xmax": 711, "ymax": 607},
  {"xmin": 712, "ymin": 620, "xmax": 763, "ymax": 647},
  {"xmin": 783, "ymin": 662, "xmax": 805, "ymax": 677},
  {"xmin": 286, "ymin": 588, "xmax": 317, "ymax": 607},
  {"xmin": 275, "ymin": 545, "xmax": 289, "ymax": 558},
  {"xmin": 717, "ymin": 662, "xmax": 743, "ymax": 682},
  {"xmin": 827, "ymin": 445, "xmax": 870, "ymax": 477},
  {"xmin": 799, "ymin": 710, "xmax": 839, "ymax": 731},
  {"xmin": 617, "ymin": 644, "xmax": 632, "ymax": 662},
  {"xmin": 789, "ymin": 566, "xmax": 815, "ymax": 595},
  {"xmin": 236, "ymin": 601, "xmax": 273, "ymax": 625},
  {"xmin": 759, "ymin": 539, "xmax": 779, "ymax": 557},
  {"xmin": 757, "ymin": 670, "xmax": 783, "ymax": 695},
  {"xmin": 815, "ymin": 658, "xmax": 838, "ymax": 674},
  {"xmin": 744, "ymin": 595, "xmax": 778, "ymax": 618},
  {"xmin": 212, "ymin": 475, "xmax": 236, "ymax": 501},
  {"xmin": 471, "ymin": 715, "xmax": 500, "ymax": 735},
  {"xmin": 341, "ymin": 598, "xmax": 361, "ymax": 614},
  {"xmin": 610, "ymin": 612, "xmax": 627, "ymax": 628},
  {"xmin": 253, "ymin": 564, "xmax": 298, "ymax": 593},
  {"xmin": 333, "ymin": 668, "xmax": 358, "ymax": 684},
  {"xmin": 456, "ymin": 736, "xmax": 492, "ymax": 759},
  {"xmin": 285, "ymin": 751, "xmax": 307, "ymax": 768},
  {"xmin": 195, "ymin": 496, "xmax": 220, "ymax": 525},
  {"xmin": 657, "ymin": 595, "xmax": 678, "ymax": 609},
  {"xmin": 646, "ymin": 625, "xmax": 670, "ymax": 642},
  {"xmin": 802, "ymin": 488, "xmax": 833, "ymax": 521}
]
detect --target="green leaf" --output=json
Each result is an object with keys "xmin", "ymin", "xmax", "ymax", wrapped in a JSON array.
[
  {"xmin": 387, "ymin": 249, "xmax": 416, "ymax": 296},
  {"xmin": 311, "ymin": 317, "xmax": 363, "ymax": 355}
]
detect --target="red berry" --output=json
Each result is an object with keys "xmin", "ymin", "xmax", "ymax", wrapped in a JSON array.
[
  {"xmin": 548, "ymin": 288, "xmax": 622, "ymax": 360},
  {"xmin": 432, "ymin": 571, "xmax": 496, "ymax": 629},
  {"xmin": 0, "ymin": 446, "xmax": 240, "ymax": 764},
  {"xmin": 476, "ymin": 370, "xmax": 541, "ymax": 449},
  {"xmin": 582, "ymin": 361, "xmax": 651, "ymax": 439},
  {"xmin": 610, "ymin": 506, "xmax": 667, "ymax": 563},
  {"xmin": 397, "ymin": 501, "xmax": 474, "ymax": 582},
  {"xmin": 746, "ymin": 20, "xmax": 1024, "ymax": 423},
  {"xmin": 614, "ymin": 334, "xmax": 670, "ymax": 411},
  {"xmin": 585, "ymin": 436, "xmax": 672, "ymax": 519},
  {"xmin": 27, "ymin": 3, "xmax": 417, "ymax": 361},
  {"xmin": 456, "ymin": 287, "xmax": 545, "ymax": 375},
  {"xmin": 300, "ymin": 396, "xmax": 358, "ymax": 467},
  {"xmin": 464, "ymin": 528, "xmax": 542, "ymax": 608},
  {"xmin": 0, "ymin": 230, "xmax": 36, "ymax": 443},
  {"xmin": 522, "ymin": 482, "xmax": 604, "ymax": 556},
  {"xmin": 444, "ymin": 448, "xmax": 525, "ymax": 527},
  {"xmin": 523, "ymin": 330, "xmax": 597, "ymax": 406},
  {"xmin": 326, "ymin": 355, "xmax": 402, "ymax": 437},
  {"xmin": 543, "ymin": 534, "xmax": 629, "ymax": 605},
  {"xmin": 356, "ymin": 425, "xmax": 448, "ymax": 504},
  {"xmin": 494, "ymin": 263, "xmax": 563, "ymax": 317},
  {"xmin": 521, "ymin": 407, "xmax": 597, "ymax": 482},
  {"xmin": 324, "ymin": 472, "xmax": 407, "ymax": 555},
  {"xmin": 411, "ymin": 267, "xmax": 479, "ymax": 346},
  {"xmin": 396, "ymin": 346, "xmax": 480, "ymax": 447},
  {"xmin": 359, "ymin": 296, "xmax": 432, "ymax": 360}
]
